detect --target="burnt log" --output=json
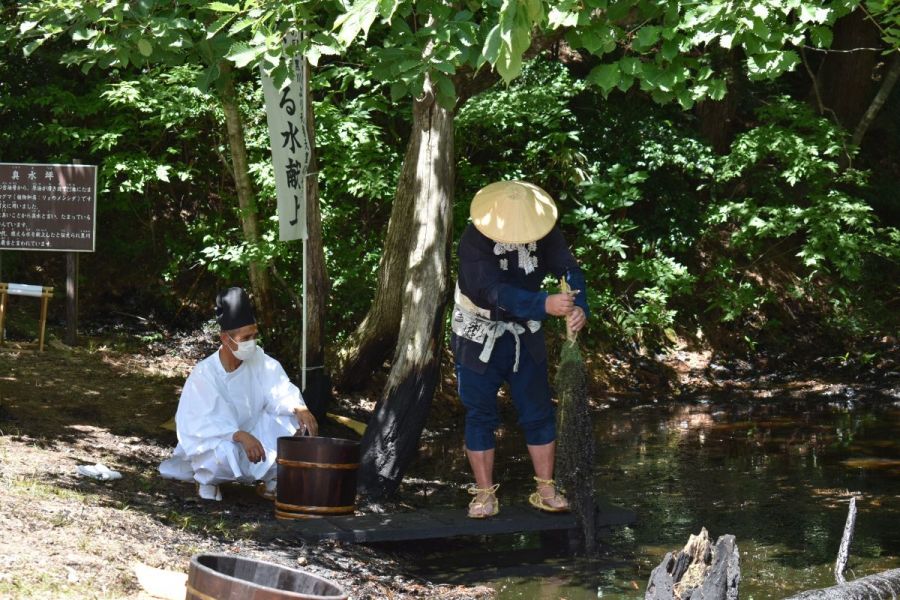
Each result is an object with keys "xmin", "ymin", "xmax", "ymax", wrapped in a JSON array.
[
  {"xmin": 645, "ymin": 528, "xmax": 740, "ymax": 600},
  {"xmin": 784, "ymin": 569, "xmax": 900, "ymax": 600}
]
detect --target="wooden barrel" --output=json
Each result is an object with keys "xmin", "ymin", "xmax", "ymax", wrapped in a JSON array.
[
  {"xmin": 275, "ymin": 436, "xmax": 359, "ymax": 520},
  {"xmin": 186, "ymin": 553, "xmax": 347, "ymax": 600}
]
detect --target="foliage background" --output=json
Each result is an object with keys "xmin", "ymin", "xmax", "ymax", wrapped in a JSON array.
[{"xmin": 1, "ymin": 2, "xmax": 897, "ymax": 373}]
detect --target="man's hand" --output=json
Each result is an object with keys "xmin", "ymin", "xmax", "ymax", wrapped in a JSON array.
[
  {"xmin": 566, "ymin": 306, "xmax": 587, "ymax": 333},
  {"xmin": 233, "ymin": 431, "xmax": 265, "ymax": 463},
  {"xmin": 545, "ymin": 293, "xmax": 575, "ymax": 316},
  {"xmin": 294, "ymin": 408, "xmax": 319, "ymax": 437}
]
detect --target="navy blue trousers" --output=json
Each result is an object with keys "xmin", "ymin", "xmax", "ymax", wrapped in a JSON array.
[{"xmin": 455, "ymin": 332, "xmax": 556, "ymax": 451}]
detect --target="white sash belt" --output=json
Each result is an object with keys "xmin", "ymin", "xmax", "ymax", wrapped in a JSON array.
[{"xmin": 451, "ymin": 284, "xmax": 540, "ymax": 372}]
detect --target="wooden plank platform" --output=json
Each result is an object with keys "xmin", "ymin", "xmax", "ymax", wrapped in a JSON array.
[{"xmin": 291, "ymin": 503, "xmax": 636, "ymax": 543}]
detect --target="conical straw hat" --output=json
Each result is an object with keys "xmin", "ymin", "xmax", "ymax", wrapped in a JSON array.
[{"xmin": 470, "ymin": 180, "xmax": 558, "ymax": 244}]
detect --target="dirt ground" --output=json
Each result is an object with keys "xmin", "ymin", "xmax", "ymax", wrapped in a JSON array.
[
  {"xmin": 1, "ymin": 318, "xmax": 896, "ymax": 600},
  {"xmin": 0, "ymin": 336, "xmax": 493, "ymax": 600}
]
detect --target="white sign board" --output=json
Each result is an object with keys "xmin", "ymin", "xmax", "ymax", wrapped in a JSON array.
[{"xmin": 261, "ymin": 30, "xmax": 310, "ymax": 242}]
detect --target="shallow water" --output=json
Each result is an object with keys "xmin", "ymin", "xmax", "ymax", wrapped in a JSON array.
[{"xmin": 393, "ymin": 394, "xmax": 900, "ymax": 599}]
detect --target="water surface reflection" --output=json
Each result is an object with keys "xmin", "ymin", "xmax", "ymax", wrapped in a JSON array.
[{"xmin": 394, "ymin": 396, "xmax": 899, "ymax": 599}]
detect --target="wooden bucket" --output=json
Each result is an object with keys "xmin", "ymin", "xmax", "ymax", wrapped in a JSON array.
[
  {"xmin": 186, "ymin": 553, "xmax": 347, "ymax": 600},
  {"xmin": 275, "ymin": 436, "xmax": 359, "ymax": 520}
]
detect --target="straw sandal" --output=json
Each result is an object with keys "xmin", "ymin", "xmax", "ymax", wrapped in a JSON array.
[
  {"xmin": 467, "ymin": 483, "xmax": 500, "ymax": 519},
  {"xmin": 528, "ymin": 477, "xmax": 570, "ymax": 513}
]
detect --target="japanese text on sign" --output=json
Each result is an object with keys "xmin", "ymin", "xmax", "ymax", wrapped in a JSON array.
[
  {"xmin": 261, "ymin": 30, "xmax": 309, "ymax": 242},
  {"xmin": 0, "ymin": 163, "xmax": 97, "ymax": 252}
]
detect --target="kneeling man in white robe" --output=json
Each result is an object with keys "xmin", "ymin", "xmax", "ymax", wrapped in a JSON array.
[{"xmin": 159, "ymin": 287, "xmax": 319, "ymax": 501}]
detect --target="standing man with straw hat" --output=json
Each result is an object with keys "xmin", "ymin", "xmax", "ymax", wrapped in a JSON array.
[{"xmin": 451, "ymin": 180, "xmax": 589, "ymax": 518}]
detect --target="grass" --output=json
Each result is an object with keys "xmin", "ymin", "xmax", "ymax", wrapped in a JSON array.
[
  {"xmin": 8, "ymin": 476, "xmax": 88, "ymax": 504},
  {"xmin": 0, "ymin": 569, "xmax": 124, "ymax": 599},
  {"xmin": 160, "ymin": 508, "xmax": 258, "ymax": 541}
]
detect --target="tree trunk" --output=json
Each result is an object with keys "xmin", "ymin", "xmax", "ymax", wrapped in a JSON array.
[
  {"xmin": 218, "ymin": 60, "xmax": 275, "ymax": 329},
  {"xmin": 815, "ymin": 9, "xmax": 884, "ymax": 129},
  {"xmin": 300, "ymin": 59, "xmax": 331, "ymax": 420},
  {"xmin": 784, "ymin": 569, "xmax": 900, "ymax": 600},
  {"xmin": 851, "ymin": 55, "xmax": 900, "ymax": 148},
  {"xmin": 357, "ymin": 75, "xmax": 454, "ymax": 500},
  {"xmin": 694, "ymin": 50, "xmax": 742, "ymax": 154},
  {"xmin": 334, "ymin": 28, "xmax": 560, "ymax": 394},
  {"xmin": 333, "ymin": 105, "xmax": 419, "ymax": 392}
]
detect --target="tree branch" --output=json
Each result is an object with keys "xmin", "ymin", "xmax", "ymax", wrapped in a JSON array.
[
  {"xmin": 834, "ymin": 496, "xmax": 858, "ymax": 585},
  {"xmin": 454, "ymin": 28, "xmax": 567, "ymax": 107},
  {"xmin": 800, "ymin": 46, "xmax": 853, "ymax": 167},
  {"xmin": 851, "ymin": 55, "xmax": 900, "ymax": 147}
]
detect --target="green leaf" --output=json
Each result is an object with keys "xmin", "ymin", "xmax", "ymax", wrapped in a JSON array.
[
  {"xmin": 587, "ymin": 62, "xmax": 620, "ymax": 94},
  {"xmin": 480, "ymin": 24, "xmax": 502, "ymax": 66},
  {"xmin": 390, "ymin": 82, "xmax": 407, "ymax": 101},
  {"xmin": 661, "ymin": 25, "xmax": 678, "ymax": 41},
  {"xmin": 619, "ymin": 56, "xmax": 642, "ymax": 76},
  {"xmin": 226, "ymin": 42, "xmax": 262, "ymax": 68},
  {"xmin": 434, "ymin": 73, "xmax": 456, "ymax": 110},
  {"xmin": 195, "ymin": 63, "xmax": 221, "ymax": 91},
  {"xmin": 524, "ymin": 0, "xmax": 544, "ymax": 23},
  {"xmin": 810, "ymin": 26, "xmax": 833, "ymax": 48},
  {"xmin": 20, "ymin": 20, "xmax": 39, "ymax": 34},
  {"xmin": 156, "ymin": 165, "xmax": 171, "ymax": 182},
  {"xmin": 23, "ymin": 39, "xmax": 44, "ymax": 58},
  {"xmin": 137, "ymin": 38, "xmax": 153, "ymax": 57},
  {"xmin": 207, "ymin": 2, "xmax": 240, "ymax": 13},
  {"xmin": 378, "ymin": 0, "xmax": 402, "ymax": 21},
  {"xmin": 751, "ymin": 18, "xmax": 769, "ymax": 40},
  {"xmin": 709, "ymin": 78, "xmax": 727, "ymax": 100},
  {"xmin": 616, "ymin": 73, "xmax": 635, "ymax": 92},
  {"xmin": 228, "ymin": 18, "xmax": 256, "ymax": 36},
  {"xmin": 651, "ymin": 88, "xmax": 673, "ymax": 104},
  {"xmin": 72, "ymin": 28, "xmax": 95, "ymax": 41},
  {"xmin": 548, "ymin": 6, "xmax": 578, "ymax": 28},
  {"xmin": 661, "ymin": 38, "xmax": 679, "ymax": 61},
  {"xmin": 634, "ymin": 26, "xmax": 661, "ymax": 52},
  {"xmin": 799, "ymin": 5, "xmax": 831, "ymax": 24},
  {"xmin": 580, "ymin": 29, "xmax": 603, "ymax": 53},
  {"xmin": 207, "ymin": 14, "xmax": 236, "ymax": 39},
  {"xmin": 333, "ymin": 0, "xmax": 379, "ymax": 46},
  {"xmin": 432, "ymin": 60, "xmax": 455, "ymax": 75}
]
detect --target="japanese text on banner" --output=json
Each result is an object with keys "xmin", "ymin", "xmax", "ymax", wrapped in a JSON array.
[{"xmin": 261, "ymin": 30, "xmax": 309, "ymax": 242}]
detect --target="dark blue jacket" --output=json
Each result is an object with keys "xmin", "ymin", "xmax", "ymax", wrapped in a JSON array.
[{"xmin": 451, "ymin": 223, "xmax": 589, "ymax": 373}]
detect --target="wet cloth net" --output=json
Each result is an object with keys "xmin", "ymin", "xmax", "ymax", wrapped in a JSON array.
[{"xmin": 554, "ymin": 284, "xmax": 597, "ymax": 552}]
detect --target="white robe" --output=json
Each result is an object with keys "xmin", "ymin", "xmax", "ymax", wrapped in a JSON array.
[{"xmin": 159, "ymin": 347, "xmax": 305, "ymax": 486}]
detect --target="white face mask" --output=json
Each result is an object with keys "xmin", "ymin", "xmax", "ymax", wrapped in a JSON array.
[{"xmin": 227, "ymin": 335, "xmax": 257, "ymax": 361}]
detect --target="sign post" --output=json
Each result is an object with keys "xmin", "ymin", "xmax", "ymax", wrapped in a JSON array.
[
  {"xmin": 0, "ymin": 162, "xmax": 98, "ymax": 346},
  {"xmin": 66, "ymin": 252, "xmax": 78, "ymax": 345},
  {"xmin": 261, "ymin": 31, "xmax": 312, "ymax": 390}
]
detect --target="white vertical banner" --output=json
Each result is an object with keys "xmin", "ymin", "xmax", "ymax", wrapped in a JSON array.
[{"xmin": 261, "ymin": 30, "xmax": 309, "ymax": 241}]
